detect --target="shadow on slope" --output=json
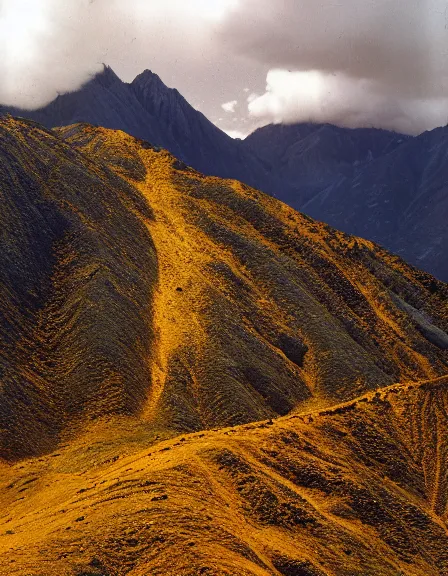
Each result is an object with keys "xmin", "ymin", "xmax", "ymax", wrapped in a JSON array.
[{"xmin": 0, "ymin": 117, "xmax": 158, "ymax": 459}]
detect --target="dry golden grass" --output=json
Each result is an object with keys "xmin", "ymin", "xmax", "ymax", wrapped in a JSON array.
[
  {"xmin": 0, "ymin": 377, "xmax": 447, "ymax": 575},
  {"xmin": 0, "ymin": 118, "xmax": 447, "ymax": 574}
]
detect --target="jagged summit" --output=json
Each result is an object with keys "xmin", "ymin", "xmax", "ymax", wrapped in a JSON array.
[
  {"xmin": 131, "ymin": 68, "xmax": 183, "ymax": 100},
  {"xmin": 130, "ymin": 67, "xmax": 188, "ymax": 120},
  {"xmin": 0, "ymin": 64, "xmax": 275, "ymax": 195},
  {"xmin": 95, "ymin": 63, "xmax": 123, "ymax": 87},
  {"xmin": 132, "ymin": 68, "xmax": 168, "ymax": 88}
]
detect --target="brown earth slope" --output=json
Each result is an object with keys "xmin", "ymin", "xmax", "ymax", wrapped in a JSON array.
[{"xmin": 0, "ymin": 117, "xmax": 447, "ymax": 574}]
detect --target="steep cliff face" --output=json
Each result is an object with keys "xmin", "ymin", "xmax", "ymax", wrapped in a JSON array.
[{"xmin": 1, "ymin": 117, "xmax": 447, "ymax": 463}]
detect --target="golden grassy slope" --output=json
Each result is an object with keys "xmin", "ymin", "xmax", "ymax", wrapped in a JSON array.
[
  {"xmin": 1, "ymin": 116, "xmax": 447, "ymax": 458},
  {"xmin": 0, "ymin": 117, "xmax": 448, "ymax": 574},
  {"xmin": 0, "ymin": 376, "xmax": 447, "ymax": 575},
  {"xmin": 61, "ymin": 124, "xmax": 448, "ymax": 426}
]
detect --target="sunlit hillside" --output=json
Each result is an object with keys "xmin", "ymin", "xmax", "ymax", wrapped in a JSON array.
[{"xmin": 0, "ymin": 116, "xmax": 447, "ymax": 575}]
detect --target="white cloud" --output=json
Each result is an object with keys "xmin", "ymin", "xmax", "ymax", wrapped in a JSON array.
[
  {"xmin": 247, "ymin": 92, "xmax": 259, "ymax": 103},
  {"xmin": 223, "ymin": 129, "xmax": 246, "ymax": 139},
  {"xmin": 248, "ymin": 69, "xmax": 448, "ymax": 134},
  {"xmin": 0, "ymin": 0, "xmax": 241, "ymax": 108},
  {"xmin": 221, "ymin": 99, "xmax": 238, "ymax": 113},
  {"xmin": 221, "ymin": 0, "xmax": 448, "ymax": 134}
]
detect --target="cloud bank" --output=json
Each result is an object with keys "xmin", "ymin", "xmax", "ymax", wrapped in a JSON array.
[
  {"xmin": 248, "ymin": 70, "xmax": 448, "ymax": 135},
  {"xmin": 1, "ymin": 0, "xmax": 447, "ymax": 134},
  {"xmin": 220, "ymin": 0, "xmax": 448, "ymax": 133}
]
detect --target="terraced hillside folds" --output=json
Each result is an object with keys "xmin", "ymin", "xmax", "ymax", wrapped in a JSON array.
[
  {"xmin": 0, "ymin": 116, "xmax": 447, "ymax": 575},
  {"xmin": 1, "ymin": 378, "xmax": 447, "ymax": 575}
]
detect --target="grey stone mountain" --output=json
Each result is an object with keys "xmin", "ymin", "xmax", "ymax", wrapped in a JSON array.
[
  {"xmin": 246, "ymin": 122, "xmax": 448, "ymax": 282},
  {"xmin": 301, "ymin": 125, "xmax": 448, "ymax": 282},
  {"xmin": 1, "ymin": 65, "xmax": 447, "ymax": 281},
  {"xmin": 244, "ymin": 123, "xmax": 411, "ymax": 205},
  {"xmin": 0, "ymin": 65, "xmax": 276, "ymax": 196}
]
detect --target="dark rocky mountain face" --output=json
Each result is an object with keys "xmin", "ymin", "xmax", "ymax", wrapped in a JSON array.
[
  {"xmin": 0, "ymin": 66, "xmax": 164, "ymax": 145},
  {"xmin": 0, "ymin": 65, "xmax": 276, "ymax": 197},
  {"xmin": 245, "ymin": 123, "xmax": 410, "ymax": 205},
  {"xmin": 301, "ymin": 125, "xmax": 448, "ymax": 282},
  {"xmin": 245, "ymin": 122, "xmax": 448, "ymax": 282},
  {"xmin": 1, "ymin": 66, "xmax": 446, "ymax": 281}
]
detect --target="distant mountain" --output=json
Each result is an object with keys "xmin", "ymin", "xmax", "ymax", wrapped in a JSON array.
[
  {"xmin": 245, "ymin": 122, "xmax": 448, "ymax": 281},
  {"xmin": 299, "ymin": 125, "xmax": 448, "ymax": 282},
  {"xmin": 0, "ymin": 65, "xmax": 276, "ymax": 195},
  {"xmin": 2, "ymin": 66, "xmax": 447, "ymax": 281},
  {"xmin": 245, "ymin": 122, "xmax": 410, "ymax": 205}
]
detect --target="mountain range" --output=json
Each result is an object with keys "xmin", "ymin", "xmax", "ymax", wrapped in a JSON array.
[
  {"xmin": 0, "ymin": 65, "xmax": 275, "ymax": 196},
  {"xmin": 1, "ymin": 65, "xmax": 447, "ymax": 282},
  {"xmin": 247, "ymin": 123, "xmax": 448, "ymax": 283},
  {"xmin": 0, "ymin": 66, "xmax": 448, "ymax": 281},
  {"xmin": 0, "ymin": 115, "xmax": 447, "ymax": 574}
]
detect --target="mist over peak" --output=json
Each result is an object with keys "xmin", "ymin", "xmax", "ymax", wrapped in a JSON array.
[{"xmin": 1, "ymin": 1, "xmax": 447, "ymax": 135}]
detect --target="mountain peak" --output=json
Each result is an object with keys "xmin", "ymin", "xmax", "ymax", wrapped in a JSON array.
[
  {"xmin": 130, "ymin": 68, "xmax": 188, "ymax": 124},
  {"xmin": 132, "ymin": 69, "xmax": 168, "ymax": 90},
  {"xmin": 93, "ymin": 63, "xmax": 123, "ymax": 88}
]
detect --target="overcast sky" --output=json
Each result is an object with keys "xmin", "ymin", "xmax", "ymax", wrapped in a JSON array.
[{"xmin": 1, "ymin": 0, "xmax": 447, "ymax": 137}]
